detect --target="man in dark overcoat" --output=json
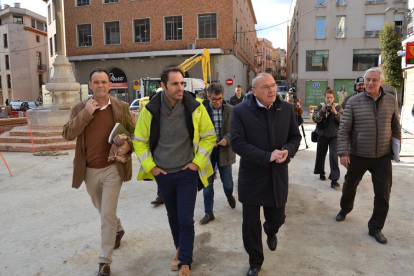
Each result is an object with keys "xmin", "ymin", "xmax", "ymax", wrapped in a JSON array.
[{"xmin": 231, "ymin": 73, "xmax": 302, "ymax": 276}]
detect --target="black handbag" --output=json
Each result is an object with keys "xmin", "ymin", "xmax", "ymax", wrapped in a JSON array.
[{"xmin": 311, "ymin": 129, "xmax": 318, "ymax": 143}]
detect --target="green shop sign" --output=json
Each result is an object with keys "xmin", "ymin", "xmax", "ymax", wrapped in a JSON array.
[
  {"xmin": 312, "ymin": 55, "xmax": 323, "ymax": 67},
  {"xmin": 305, "ymin": 80, "xmax": 328, "ymax": 106}
]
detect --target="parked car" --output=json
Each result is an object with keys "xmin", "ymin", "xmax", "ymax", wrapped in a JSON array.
[
  {"xmin": 130, "ymin": 99, "xmax": 140, "ymax": 111},
  {"xmin": 9, "ymin": 101, "xmax": 40, "ymax": 112}
]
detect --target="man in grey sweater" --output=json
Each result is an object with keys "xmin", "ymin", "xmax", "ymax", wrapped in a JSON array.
[
  {"xmin": 133, "ymin": 67, "xmax": 216, "ymax": 276},
  {"xmin": 336, "ymin": 67, "xmax": 401, "ymax": 245}
]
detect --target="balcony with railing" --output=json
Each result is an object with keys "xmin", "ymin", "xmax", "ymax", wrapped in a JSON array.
[
  {"xmin": 266, "ymin": 55, "xmax": 272, "ymax": 60},
  {"xmin": 403, "ymin": 8, "xmax": 414, "ymax": 40}
]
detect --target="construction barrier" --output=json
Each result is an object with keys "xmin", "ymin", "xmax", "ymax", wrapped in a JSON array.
[
  {"xmin": 0, "ymin": 114, "xmax": 75, "ymax": 153},
  {"xmin": 0, "ymin": 112, "xmax": 140, "ymax": 153},
  {"xmin": 309, "ymin": 105, "xmax": 317, "ymax": 124}
]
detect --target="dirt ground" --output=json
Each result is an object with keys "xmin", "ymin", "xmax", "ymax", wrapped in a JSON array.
[{"xmin": 1, "ymin": 124, "xmax": 413, "ymax": 276}]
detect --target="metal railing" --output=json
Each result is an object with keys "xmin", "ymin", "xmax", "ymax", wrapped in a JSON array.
[
  {"xmin": 365, "ymin": 30, "xmax": 380, "ymax": 37},
  {"xmin": 403, "ymin": 8, "xmax": 414, "ymax": 40}
]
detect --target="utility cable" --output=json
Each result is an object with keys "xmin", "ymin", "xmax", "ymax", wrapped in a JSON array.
[
  {"xmin": 239, "ymin": 0, "xmax": 335, "ymax": 34},
  {"xmin": 0, "ymin": 43, "xmax": 48, "ymax": 54}
]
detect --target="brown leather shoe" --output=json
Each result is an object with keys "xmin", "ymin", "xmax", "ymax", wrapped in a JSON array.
[
  {"xmin": 199, "ymin": 213, "xmax": 215, "ymax": 225},
  {"xmin": 171, "ymin": 247, "xmax": 180, "ymax": 271},
  {"xmin": 97, "ymin": 263, "xmax": 110, "ymax": 276},
  {"xmin": 151, "ymin": 196, "xmax": 164, "ymax": 206},
  {"xmin": 179, "ymin": 265, "xmax": 190, "ymax": 276},
  {"xmin": 114, "ymin": 230, "xmax": 124, "ymax": 250}
]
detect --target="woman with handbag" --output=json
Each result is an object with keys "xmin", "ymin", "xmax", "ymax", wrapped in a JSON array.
[{"xmin": 312, "ymin": 87, "xmax": 343, "ymax": 189}]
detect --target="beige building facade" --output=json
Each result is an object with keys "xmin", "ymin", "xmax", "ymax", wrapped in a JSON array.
[
  {"xmin": 289, "ymin": 0, "xmax": 407, "ymax": 106},
  {"xmin": 0, "ymin": 4, "xmax": 49, "ymax": 104},
  {"xmin": 257, "ymin": 38, "xmax": 273, "ymax": 74},
  {"xmin": 43, "ymin": 0, "xmax": 66, "ymax": 75},
  {"xmin": 272, "ymin": 48, "xmax": 286, "ymax": 80}
]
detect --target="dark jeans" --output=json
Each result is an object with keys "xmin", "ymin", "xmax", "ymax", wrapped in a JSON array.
[
  {"xmin": 203, "ymin": 147, "xmax": 234, "ymax": 213},
  {"xmin": 242, "ymin": 203, "xmax": 286, "ymax": 269},
  {"xmin": 314, "ymin": 135, "xmax": 340, "ymax": 181},
  {"xmin": 340, "ymin": 155, "xmax": 392, "ymax": 232},
  {"xmin": 156, "ymin": 168, "xmax": 198, "ymax": 268}
]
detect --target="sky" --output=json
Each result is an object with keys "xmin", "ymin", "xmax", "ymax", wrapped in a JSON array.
[
  {"xmin": 251, "ymin": 0, "xmax": 293, "ymax": 50},
  {"xmin": 5, "ymin": 0, "xmax": 293, "ymax": 50}
]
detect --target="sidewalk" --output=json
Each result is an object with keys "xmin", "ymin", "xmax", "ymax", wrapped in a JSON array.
[{"xmin": 1, "ymin": 133, "xmax": 413, "ymax": 275}]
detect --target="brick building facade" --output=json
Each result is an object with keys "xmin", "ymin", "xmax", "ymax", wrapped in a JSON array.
[{"xmin": 61, "ymin": 0, "xmax": 258, "ymax": 102}]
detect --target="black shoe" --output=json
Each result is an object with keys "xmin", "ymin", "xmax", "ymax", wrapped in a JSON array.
[
  {"xmin": 331, "ymin": 180, "xmax": 340, "ymax": 189},
  {"xmin": 151, "ymin": 196, "xmax": 164, "ymax": 206},
  {"xmin": 266, "ymin": 234, "xmax": 277, "ymax": 251},
  {"xmin": 335, "ymin": 210, "xmax": 347, "ymax": 221},
  {"xmin": 320, "ymin": 174, "xmax": 326, "ymax": 181},
  {"xmin": 199, "ymin": 213, "xmax": 215, "ymax": 225},
  {"xmin": 227, "ymin": 195, "xmax": 236, "ymax": 209},
  {"xmin": 114, "ymin": 230, "xmax": 124, "ymax": 250},
  {"xmin": 369, "ymin": 231, "xmax": 388, "ymax": 244},
  {"xmin": 98, "ymin": 263, "xmax": 110, "ymax": 276},
  {"xmin": 246, "ymin": 267, "xmax": 261, "ymax": 276}
]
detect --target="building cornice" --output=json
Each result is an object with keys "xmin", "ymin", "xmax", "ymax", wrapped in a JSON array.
[
  {"xmin": 0, "ymin": 7, "xmax": 46, "ymax": 23},
  {"xmin": 68, "ymin": 48, "xmax": 224, "ymax": 62},
  {"xmin": 24, "ymin": 27, "xmax": 47, "ymax": 36}
]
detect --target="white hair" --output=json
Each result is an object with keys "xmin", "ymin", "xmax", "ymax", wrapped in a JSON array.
[
  {"xmin": 364, "ymin": 67, "xmax": 385, "ymax": 83},
  {"xmin": 252, "ymin": 73, "xmax": 272, "ymax": 88}
]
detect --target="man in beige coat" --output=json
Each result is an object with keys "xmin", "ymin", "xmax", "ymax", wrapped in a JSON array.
[{"xmin": 62, "ymin": 67, "xmax": 135, "ymax": 276}]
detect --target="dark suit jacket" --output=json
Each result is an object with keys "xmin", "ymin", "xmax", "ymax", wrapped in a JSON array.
[
  {"xmin": 204, "ymin": 101, "xmax": 236, "ymax": 167},
  {"xmin": 231, "ymin": 95, "xmax": 302, "ymax": 207}
]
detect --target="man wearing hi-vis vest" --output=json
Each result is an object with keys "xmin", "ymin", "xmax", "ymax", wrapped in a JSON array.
[{"xmin": 132, "ymin": 66, "xmax": 216, "ymax": 276}]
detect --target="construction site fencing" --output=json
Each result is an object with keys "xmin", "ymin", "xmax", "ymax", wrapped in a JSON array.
[
  {"xmin": 0, "ymin": 111, "xmax": 140, "ymax": 153},
  {"xmin": 0, "ymin": 114, "xmax": 75, "ymax": 153}
]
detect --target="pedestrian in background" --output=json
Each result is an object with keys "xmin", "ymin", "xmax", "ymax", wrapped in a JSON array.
[
  {"xmin": 62, "ymin": 67, "xmax": 135, "ymax": 276},
  {"xmin": 231, "ymin": 73, "xmax": 301, "ymax": 276},
  {"xmin": 285, "ymin": 92, "xmax": 304, "ymax": 126},
  {"xmin": 229, "ymin": 85, "xmax": 244, "ymax": 106},
  {"xmin": 336, "ymin": 67, "xmax": 401, "ymax": 245},
  {"xmin": 242, "ymin": 85, "xmax": 253, "ymax": 102},
  {"xmin": 312, "ymin": 87, "xmax": 343, "ymax": 189},
  {"xmin": 200, "ymin": 83, "xmax": 236, "ymax": 225},
  {"xmin": 133, "ymin": 66, "xmax": 216, "ymax": 276},
  {"xmin": 341, "ymin": 77, "xmax": 365, "ymax": 109}
]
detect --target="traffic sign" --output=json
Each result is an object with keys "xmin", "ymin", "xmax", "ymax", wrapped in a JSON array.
[
  {"xmin": 133, "ymin": 79, "xmax": 140, "ymax": 90},
  {"xmin": 226, "ymin": 78, "xmax": 233, "ymax": 86}
]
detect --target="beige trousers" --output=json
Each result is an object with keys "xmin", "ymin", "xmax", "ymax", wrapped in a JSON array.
[{"xmin": 85, "ymin": 164, "xmax": 123, "ymax": 264}]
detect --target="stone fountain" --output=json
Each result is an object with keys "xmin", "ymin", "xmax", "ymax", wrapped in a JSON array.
[{"xmin": 27, "ymin": 0, "xmax": 80, "ymax": 127}]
